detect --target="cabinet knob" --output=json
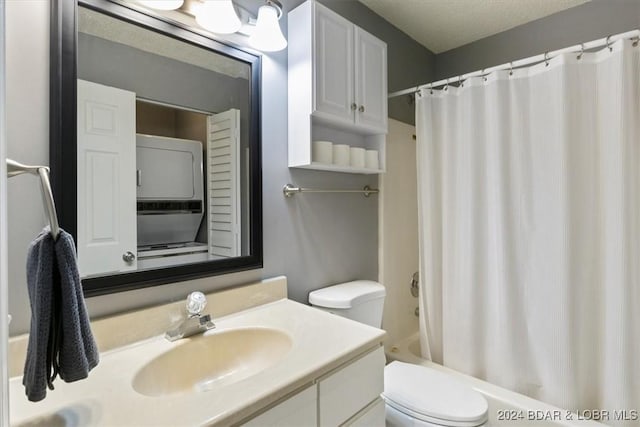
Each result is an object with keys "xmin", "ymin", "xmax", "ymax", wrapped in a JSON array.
[
  {"xmin": 358, "ymin": 105, "xmax": 365, "ymax": 113},
  {"xmin": 351, "ymin": 103, "xmax": 357, "ymax": 111},
  {"xmin": 122, "ymin": 251, "xmax": 136, "ymax": 263}
]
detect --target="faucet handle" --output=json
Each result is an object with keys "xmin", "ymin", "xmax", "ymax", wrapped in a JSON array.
[{"xmin": 186, "ymin": 291, "xmax": 207, "ymax": 316}]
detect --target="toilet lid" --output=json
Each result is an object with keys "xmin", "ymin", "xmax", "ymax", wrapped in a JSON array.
[
  {"xmin": 383, "ymin": 362, "xmax": 488, "ymax": 426},
  {"xmin": 308, "ymin": 280, "xmax": 386, "ymax": 309}
]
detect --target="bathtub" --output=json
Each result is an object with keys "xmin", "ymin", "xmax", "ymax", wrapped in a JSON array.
[{"xmin": 385, "ymin": 333, "xmax": 606, "ymax": 427}]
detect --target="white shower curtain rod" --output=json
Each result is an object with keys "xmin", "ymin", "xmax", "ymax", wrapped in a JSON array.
[{"xmin": 388, "ymin": 29, "xmax": 640, "ymax": 99}]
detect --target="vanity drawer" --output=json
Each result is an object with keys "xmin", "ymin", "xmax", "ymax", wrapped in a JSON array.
[
  {"xmin": 243, "ymin": 384, "xmax": 317, "ymax": 427},
  {"xmin": 318, "ymin": 347, "xmax": 385, "ymax": 426}
]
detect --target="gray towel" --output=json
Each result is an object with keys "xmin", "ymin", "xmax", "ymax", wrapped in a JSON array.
[{"xmin": 23, "ymin": 227, "xmax": 99, "ymax": 402}]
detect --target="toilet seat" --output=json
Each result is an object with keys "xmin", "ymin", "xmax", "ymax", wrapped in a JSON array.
[{"xmin": 382, "ymin": 362, "xmax": 489, "ymax": 427}]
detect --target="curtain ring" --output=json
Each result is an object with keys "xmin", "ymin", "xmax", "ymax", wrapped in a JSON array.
[
  {"xmin": 416, "ymin": 86, "xmax": 422, "ymax": 98},
  {"xmin": 544, "ymin": 51, "xmax": 550, "ymax": 67},
  {"xmin": 429, "ymin": 83, "xmax": 433, "ymax": 95},
  {"xmin": 482, "ymin": 69, "xmax": 487, "ymax": 82},
  {"xmin": 509, "ymin": 62, "xmax": 513, "ymax": 76},
  {"xmin": 444, "ymin": 79, "xmax": 449, "ymax": 91},
  {"xmin": 606, "ymin": 35, "xmax": 613, "ymax": 52},
  {"xmin": 577, "ymin": 43, "xmax": 584, "ymax": 60},
  {"xmin": 632, "ymin": 36, "xmax": 639, "ymax": 47},
  {"xmin": 458, "ymin": 75, "xmax": 463, "ymax": 88}
]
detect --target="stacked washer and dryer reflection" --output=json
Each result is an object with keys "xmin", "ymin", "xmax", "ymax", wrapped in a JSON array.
[{"xmin": 135, "ymin": 134, "xmax": 209, "ymax": 269}]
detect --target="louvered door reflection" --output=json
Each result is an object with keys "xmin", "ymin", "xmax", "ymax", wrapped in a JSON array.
[{"xmin": 207, "ymin": 109, "xmax": 241, "ymax": 257}]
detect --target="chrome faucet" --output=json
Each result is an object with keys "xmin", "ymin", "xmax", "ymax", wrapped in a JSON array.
[{"xmin": 165, "ymin": 291, "xmax": 216, "ymax": 341}]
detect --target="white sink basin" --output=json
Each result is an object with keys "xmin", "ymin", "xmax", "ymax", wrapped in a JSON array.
[{"xmin": 132, "ymin": 327, "xmax": 292, "ymax": 397}]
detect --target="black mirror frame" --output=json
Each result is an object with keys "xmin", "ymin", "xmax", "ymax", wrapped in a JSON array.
[{"xmin": 50, "ymin": 0, "xmax": 263, "ymax": 297}]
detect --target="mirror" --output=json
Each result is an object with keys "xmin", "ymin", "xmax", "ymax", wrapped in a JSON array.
[{"xmin": 50, "ymin": 0, "xmax": 262, "ymax": 296}]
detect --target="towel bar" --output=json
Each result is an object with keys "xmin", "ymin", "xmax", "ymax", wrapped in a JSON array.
[
  {"xmin": 283, "ymin": 183, "xmax": 379, "ymax": 198},
  {"xmin": 6, "ymin": 159, "xmax": 60, "ymax": 240}
]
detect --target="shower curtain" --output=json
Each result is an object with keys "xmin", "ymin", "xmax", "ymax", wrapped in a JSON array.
[{"xmin": 416, "ymin": 38, "xmax": 640, "ymax": 419}]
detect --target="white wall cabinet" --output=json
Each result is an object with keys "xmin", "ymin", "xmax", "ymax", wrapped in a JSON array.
[
  {"xmin": 312, "ymin": 3, "xmax": 387, "ymax": 133},
  {"xmin": 288, "ymin": 0, "xmax": 387, "ymax": 174},
  {"xmin": 241, "ymin": 347, "xmax": 385, "ymax": 426}
]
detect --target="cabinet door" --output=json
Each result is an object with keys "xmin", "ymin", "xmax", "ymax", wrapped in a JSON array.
[
  {"xmin": 355, "ymin": 27, "xmax": 387, "ymax": 133},
  {"xmin": 243, "ymin": 385, "xmax": 317, "ymax": 427},
  {"xmin": 346, "ymin": 398, "xmax": 386, "ymax": 427},
  {"xmin": 318, "ymin": 347, "xmax": 385, "ymax": 426},
  {"xmin": 314, "ymin": 3, "xmax": 354, "ymax": 125},
  {"xmin": 77, "ymin": 79, "xmax": 137, "ymax": 277}
]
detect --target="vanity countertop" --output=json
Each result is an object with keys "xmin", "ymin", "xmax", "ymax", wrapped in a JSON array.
[{"xmin": 10, "ymin": 299, "xmax": 385, "ymax": 426}]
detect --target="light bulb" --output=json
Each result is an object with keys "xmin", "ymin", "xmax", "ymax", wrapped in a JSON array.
[
  {"xmin": 248, "ymin": 4, "xmax": 287, "ymax": 52},
  {"xmin": 137, "ymin": 0, "xmax": 184, "ymax": 10},
  {"xmin": 195, "ymin": 0, "xmax": 242, "ymax": 35}
]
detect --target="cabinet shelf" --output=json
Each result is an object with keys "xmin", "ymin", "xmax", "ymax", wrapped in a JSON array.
[{"xmin": 291, "ymin": 162, "xmax": 384, "ymax": 175}]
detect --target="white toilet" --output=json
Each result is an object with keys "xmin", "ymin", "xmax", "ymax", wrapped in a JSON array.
[{"xmin": 309, "ymin": 280, "xmax": 489, "ymax": 427}]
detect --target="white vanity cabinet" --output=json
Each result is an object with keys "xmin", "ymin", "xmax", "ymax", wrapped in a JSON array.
[
  {"xmin": 288, "ymin": 0, "xmax": 387, "ymax": 173},
  {"xmin": 317, "ymin": 346, "xmax": 385, "ymax": 426},
  {"xmin": 242, "ymin": 385, "xmax": 318, "ymax": 427},
  {"xmin": 241, "ymin": 347, "xmax": 385, "ymax": 426}
]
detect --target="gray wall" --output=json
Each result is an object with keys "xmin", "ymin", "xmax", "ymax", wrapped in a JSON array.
[
  {"xmin": 6, "ymin": 1, "xmax": 52, "ymax": 336},
  {"xmin": 5, "ymin": 0, "xmax": 432, "ymax": 335},
  {"xmin": 435, "ymin": 0, "xmax": 640, "ymax": 80}
]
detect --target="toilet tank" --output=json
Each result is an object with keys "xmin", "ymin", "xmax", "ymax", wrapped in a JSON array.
[{"xmin": 308, "ymin": 280, "xmax": 386, "ymax": 328}]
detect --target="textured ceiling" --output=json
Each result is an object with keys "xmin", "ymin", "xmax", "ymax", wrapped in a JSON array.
[{"xmin": 358, "ymin": 0, "xmax": 589, "ymax": 53}]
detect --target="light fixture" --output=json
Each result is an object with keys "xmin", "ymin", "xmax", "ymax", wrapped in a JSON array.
[
  {"xmin": 137, "ymin": 0, "xmax": 184, "ymax": 10},
  {"xmin": 195, "ymin": 0, "xmax": 242, "ymax": 35},
  {"xmin": 248, "ymin": 0, "xmax": 287, "ymax": 52}
]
